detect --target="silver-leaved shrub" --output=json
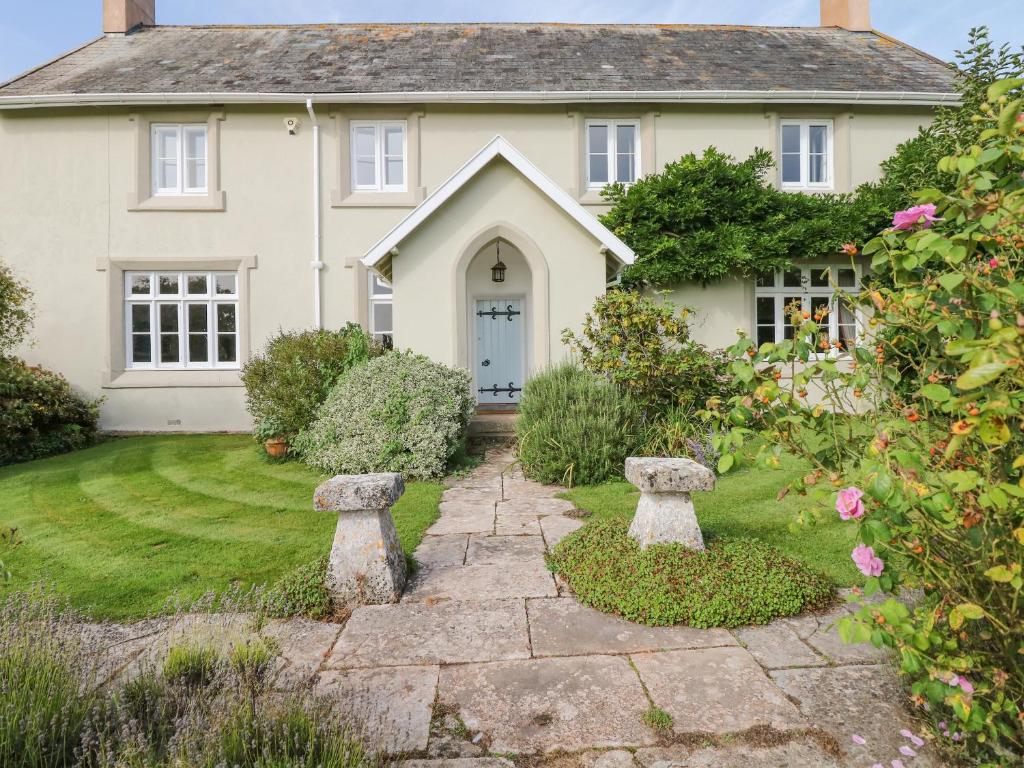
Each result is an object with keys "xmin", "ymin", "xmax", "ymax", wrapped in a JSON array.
[{"xmin": 295, "ymin": 351, "xmax": 475, "ymax": 479}]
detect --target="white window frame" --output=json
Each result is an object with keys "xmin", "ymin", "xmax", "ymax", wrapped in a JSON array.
[
  {"xmin": 350, "ymin": 121, "xmax": 408, "ymax": 193},
  {"xmin": 368, "ymin": 273, "xmax": 394, "ymax": 346},
  {"xmin": 779, "ymin": 119, "xmax": 834, "ymax": 190},
  {"xmin": 753, "ymin": 265, "xmax": 860, "ymax": 356},
  {"xmin": 124, "ymin": 270, "xmax": 239, "ymax": 370},
  {"xmin": 585, "ymin": 119, "xmax": 641, "ymax": 188},
  {"xmin": 151, "ymin": 123, "xmax": 208, "ymax": 196}
]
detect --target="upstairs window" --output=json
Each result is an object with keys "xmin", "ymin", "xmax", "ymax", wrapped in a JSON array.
[
  {"xmin": 125, "ymin": 271, "xmax": 238, "ymax": 369},
  {"xmin": 351, "ymin": 121, "xmax": 407, "ymax": 192},
  {"xmin": 368, "ymin": 273, "xmax": 394, "ymax": 348},
  {"xmin": 780, "ymin": 120, "xmax": 833, "ymax": 190},
  {"xmin": 586, "ymin": 120, "xmax": 639, "ymax": 187},
  {"xmin": 754, "ymin": 265, "xmax": 858, "ymax": 353},
  {"xmin": 152, "ymin": 124, "xmax": 208, "ymax": 196}
]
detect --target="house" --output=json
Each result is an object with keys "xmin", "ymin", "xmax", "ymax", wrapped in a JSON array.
[{"xmin": 0, "ymin": 0, "xmax": 954, "ymax": 432}]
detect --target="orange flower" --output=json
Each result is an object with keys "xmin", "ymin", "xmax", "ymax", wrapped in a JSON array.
[
  {"xmin": 951, "ymin": 420, "xmax": 974, "ymax": 435},
  {"xmin": 841, "ymin": 243, "xmax": 859, "ymax": 256}
]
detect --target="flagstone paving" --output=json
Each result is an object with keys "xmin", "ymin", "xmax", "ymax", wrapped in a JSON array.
[{"xmin": 79, "ymin": 448, "xmax": 944, "ymax": 767}]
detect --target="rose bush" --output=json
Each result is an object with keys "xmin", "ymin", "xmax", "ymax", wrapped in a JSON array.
[{"xmin": 705, "ymin": 80, "xmax": 1023, "ymax": 763}]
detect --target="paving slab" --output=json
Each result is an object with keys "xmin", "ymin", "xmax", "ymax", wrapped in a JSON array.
[
  {"xmin": 771, "ymin": 664, "xmax": 941, "ymax": 767},
  {"xmin": 438, "ymin": 655, "xmax": 656, "ymax": 753},
  {"xmin": 494, "ymin": 514, "xmax": 543, "ymax": 536},
  {"xmin": 466, "ymin": 534, "xmax": 545, "ymax": 565},
  {"xmin": 497, "ymin": 497, "xmax": 576, "ymax": 516},
  {"xmin": 539, "ymin": 515, "xmax": 585, "ymax": 548},
  {"xmin": 315, "ymin": 665, "xmax": 438, "ymax": 754},
  {"xmin": 426, "ymin": 511, "xmax": 495, "ymax": 536},
  {"xmin": 731, "ymin": 623, "xmax": 826, "ymax": 670},
  {"xmin": 802, "ymin": 606, "xmax": 889, "ymax": 664},
  {"xmin": 440, "ymin": 500, "xmax": 496, "ymax": 516},
  {"xmin": 404, "ymin": 562, "xmax": 557, "ymax": 602},
  {"xmin": 327, "ymin": 599, "xmax": 530, "ymax": 668},
  {"xmin": 634, "ymin": 740, "xmax": 843, "ymax": 768},
  {"xmin": 263, "ymin": 618, "xmax": 344, "ymax": 687},
  {"xmin": 528, "ymin": 598, "xmax": 736, "ymax": 657},
  {"xmin": 632, "ymin": 647, "xmax": 805, "ymax": 735},
  {"xmin": 79, "ymin": 618, "xmax": 175, "ymax": 684},
  {"xmin": 415, "ymin": 534, "xmax": 470, "ymax": 568}
]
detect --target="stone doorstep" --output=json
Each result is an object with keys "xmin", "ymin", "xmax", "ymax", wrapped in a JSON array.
[
  {"xmin": 527, "ymin": 597, "xmax": 736, "ymax": 658},
  {"xmin": 315, "ymin": 664, "xmax": 438, "ymax": 755},
  {"xmin": 403, "ymin": 562, "xmax": 558, "ymax": 602},
  {"xmin": 326, "ymin": 599, "xmax": 530, "ymax": 669},
  {"xmin": 438, "ymin": 655, "xmax": 658, "ymax": 753},
  {"xmin": 631, "ymin": 647, "xmax": 806, "ymax": 735}
]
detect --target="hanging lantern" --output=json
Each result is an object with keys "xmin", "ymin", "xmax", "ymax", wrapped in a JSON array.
[{"xmin": 491, "ymin": 240, "xmax": 507, "ymax": 283}]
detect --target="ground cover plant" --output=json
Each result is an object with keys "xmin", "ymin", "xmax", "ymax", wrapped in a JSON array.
[
  {"xmin": 0, "ymin": 434, "xmax": 442, "ymax": 620},
  {"xmin": 560, "ymin": 451, "xmax": 859, "ymax": 586},
  {"xmin": 515, "ymin": 361, "xmax": 641, "ymax": 486},
  {"xmin": 549, "ymin": 519, "xmax": 833, "ymax": 627},
  {"xmin": 707, "ymin": 81, "xmax": 1024, "ymax": 762},
  {"xmin": 0, "ymin": 591, "xmax": 374, "ymax": 768},
  {"xmin": 241, "ymin": 324, "xmax": 379, "ymax": 444},
  {"xmin": 296, "ymin": 351, "xmax": 475, "ymax": 480}
]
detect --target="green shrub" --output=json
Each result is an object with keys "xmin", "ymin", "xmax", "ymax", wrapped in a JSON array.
[
  {"xmin": 162, "ymin": 642, "xmax": 222, "ymax": 688},
  {"xmin": 707, "ymin": 82, "xmax": 1024, "ymax": 761},
  {"xmin": 563, "ymin": 290, "xmax": 737, "ymax": 420},
  {"xmin": 549, "ymin": 519, "xmax": 833, "ymax": 627},
  {"xmin": 241, "ymin": 324, "xmax": 378, "ymax": 442},
  {"xmin": 262, "ymin": 557, "xmax": 332, "ymax": 620},
  {"xmin": 295, "ymin": 351, "xmax": 475, "ymax": 479},
  {"xmin": 0, "ymin": 357, "xmax": 101, "ymax": 467},
  {"xmin": 0, "ymin": 260, "xmax": 33, "ymax": 356},
  {"xmin": 516, "ymin": 362, "xmax": 641, "ymax": 486}
]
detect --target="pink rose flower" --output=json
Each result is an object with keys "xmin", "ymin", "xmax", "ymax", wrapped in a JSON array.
[
  {"xmin": 989, "ymin": 257, "xmax": 999, "ymax": 268},
  {"xmin": 959, "ymin": 677, "xmax": 974, "ymax": 695},
  {"xmin": 852, "ymin": 544, "xmax": 884, "ymax": 577},
  {"xmin": 836, "ymin": 487, "xmax": 865, "ymax": 520},
  {"xmin": 892, "ymin": 203, "xmax": 940, "ymax": 230}
]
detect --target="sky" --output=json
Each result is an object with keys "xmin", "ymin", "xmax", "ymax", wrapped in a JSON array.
[{"xmin": 1, "ymin": 1, "xmax": 1021, "ymax": 85}]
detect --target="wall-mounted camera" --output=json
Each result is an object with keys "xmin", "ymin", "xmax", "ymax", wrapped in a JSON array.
[{"xmin": 284, "ymin": 117, "xmax": 301, "ymax": 135}]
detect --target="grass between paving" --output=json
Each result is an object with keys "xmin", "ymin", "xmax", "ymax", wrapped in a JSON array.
[
  {"xmin": 0, "ymin": 434, "xmax": 443, "ymax": 620},
  {"xmin": 560, "ymin": 452, "xmax": 859, "ymax": 587}
]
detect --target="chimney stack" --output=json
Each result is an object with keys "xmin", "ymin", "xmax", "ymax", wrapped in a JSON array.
[
  {"xmin": 820, "ymin": 0, "xmax": 871, "ymax": 31},
  {"xmin": 104, "ymin": 0, "xmax": 155, "ymax": 34}
]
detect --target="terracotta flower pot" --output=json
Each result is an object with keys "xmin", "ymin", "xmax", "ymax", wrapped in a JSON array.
[{"xmin": 264, "ymin": 438, "xmax": 289, "ymax": 458}]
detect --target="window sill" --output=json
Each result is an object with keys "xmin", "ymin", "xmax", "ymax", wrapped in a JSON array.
[
  {"xmin": 331, "ymin": 188, "xmax": 426, "ymax": 208},
  {"xmin": 780, "ymin": 185, "xmax": 835, "ymax": 195},
  {"xmin": 128, "ymin": 191, "xmax": 227, "ymax": 212},
  {"xmin": 578, "ymin": 189, "xmax": 612, "ymax": 206},
  {"xmin": 103, "ymin": 369, "xmax": 242, "ymax": 389}
]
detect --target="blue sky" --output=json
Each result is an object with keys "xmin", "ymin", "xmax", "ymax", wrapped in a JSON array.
[{"xmin": 1, "ymin": 1, "xmax": 1021, "ymax": 84}]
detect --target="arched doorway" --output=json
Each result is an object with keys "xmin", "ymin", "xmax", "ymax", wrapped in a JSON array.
[{"xmin": 466, "ymin": 238, "xmax": 531, "ymax": 405}]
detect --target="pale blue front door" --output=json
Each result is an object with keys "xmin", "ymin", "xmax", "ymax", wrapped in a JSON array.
[{"xmin": 475, "ymin": 298, "xmax": 524, "ymax": 404}]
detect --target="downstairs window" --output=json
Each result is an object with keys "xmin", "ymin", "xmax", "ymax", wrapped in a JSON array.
[
  {"xmin": 754, "ymin": 265, "xmax": 859, "ymax": 352},
  {"xmin": 125, "ymin": 271, "xmax": 239, "ymax": 369}
]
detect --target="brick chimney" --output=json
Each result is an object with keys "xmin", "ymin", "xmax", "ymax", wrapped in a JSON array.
[
  {"xmin": 104, "ymin": 0, "xmax": 156, "ymax": 34},
  {"xmin": 820, "ymin": 0, "xmax": 871, "ymax": 31}
]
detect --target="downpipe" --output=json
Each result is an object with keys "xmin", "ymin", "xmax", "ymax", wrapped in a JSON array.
[{"xmin": 306, "ymin": 98, "xmax": 324, "ymax": 329}]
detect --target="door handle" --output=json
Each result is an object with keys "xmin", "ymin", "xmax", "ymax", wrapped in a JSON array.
[{"xmin": 481, "ymin": 359, "xmax": 490, "ymax": 367}]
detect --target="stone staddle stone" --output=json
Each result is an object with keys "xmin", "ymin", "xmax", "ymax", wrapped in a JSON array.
[
  {"xmin": 624, "ymin": 457, "xmax": 715, "ymax": 550},
  {"xmin": 314, "ymin": 473, "xmax": 407, "ymax": 607}
]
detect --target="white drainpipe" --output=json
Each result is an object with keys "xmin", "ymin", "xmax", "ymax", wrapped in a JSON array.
[{"xmin": 306, "ymin": 98, "xmax": 323, "ymax": 329}]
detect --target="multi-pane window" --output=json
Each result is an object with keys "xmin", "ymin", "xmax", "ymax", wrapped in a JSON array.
[
  {"xmin": 125, "ymin": 271, "xmax": 239, "ymax": 369},
  {"xmin": 754, "ymin": 265, "xmax": 858, "ymax": 352},
  {"xmin": 152, "ymin": 124, "xmax": 208, "ymax": 196},
  {"xmin": 780, "ymin": 120, "xmax": 832, "ymax": 189},
  {"xmin": 368, "ymin": 274, "xmax": 393, "ymax": 348},
  {"xmin": 586, "ymin": 120, "xmax": 639, "ymax": 187},
  {"xmin": 351, "ymin": 121, "xmax": 407, "ymax": 192}
]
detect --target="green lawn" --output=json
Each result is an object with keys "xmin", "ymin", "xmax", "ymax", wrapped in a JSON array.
[
  {"xmin": 560, "ymin": 453, "xmax": 859, "ymax": 586},
  {"xmin": 0, "ymin": 434, "xmax": 443, "ymax": 620}
]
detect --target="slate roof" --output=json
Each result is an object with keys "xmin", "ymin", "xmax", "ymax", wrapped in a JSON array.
[{"xmin": 0, "ymin": 23, "xmax": 955, "ymax": 101}]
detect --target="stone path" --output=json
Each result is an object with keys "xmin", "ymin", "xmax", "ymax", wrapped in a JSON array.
[{"xmin": 82, "ymin": 449, "xmax": 942, "ymax": 767}]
